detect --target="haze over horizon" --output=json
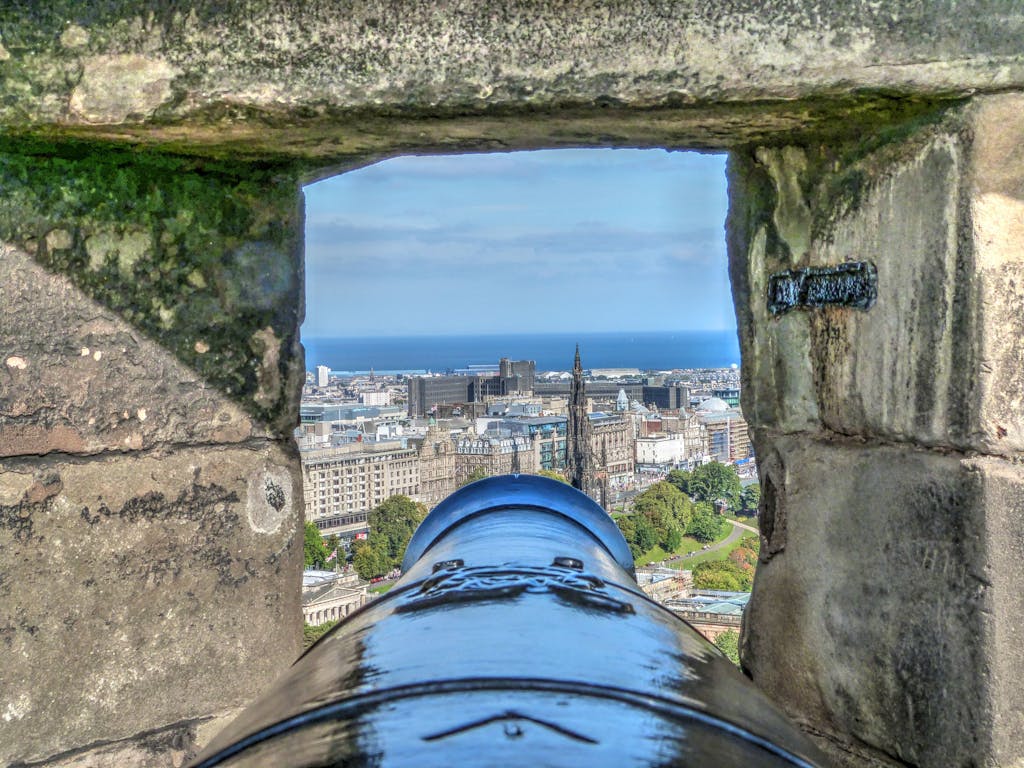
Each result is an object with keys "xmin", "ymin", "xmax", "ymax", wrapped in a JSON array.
[{"xmin": 303, "ymin": 149, "xmax": 733, "ymax": 339}]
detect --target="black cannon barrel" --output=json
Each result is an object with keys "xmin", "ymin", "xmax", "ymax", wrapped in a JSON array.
[{"xmin": 190, "ymin": 475, "xmax": 823, "ymax": 767}]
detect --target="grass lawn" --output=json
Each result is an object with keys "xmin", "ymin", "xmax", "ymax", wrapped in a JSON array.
[
  {"xmin": 634, "ymin": 519, "xmax": 735, "ymax": 568},
  {"xmin": 368, "ymin": 583, "xmax": 394, "ymax": 595},
  {"xmin": 672, "ymin": 544, "xmax": 733, "ymax": 569},
  {"xmin": 670, "ymin": 527, "xmax": 760, "ymax": 569}
]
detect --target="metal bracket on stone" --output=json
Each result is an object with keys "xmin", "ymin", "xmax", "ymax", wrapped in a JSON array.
[{"xmin": 767, "ymin": 261, "xmax": 877, "ymax": 315}]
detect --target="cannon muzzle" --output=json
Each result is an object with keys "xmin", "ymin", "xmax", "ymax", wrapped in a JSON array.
[{"xmin": 191, "ymin": 475, "xmax": 823, "ymax": 767}]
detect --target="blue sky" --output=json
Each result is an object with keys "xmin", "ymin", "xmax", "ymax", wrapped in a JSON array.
[{"xmin": 303, "ymin": 149, "xmax": 732, "ymax": 337}]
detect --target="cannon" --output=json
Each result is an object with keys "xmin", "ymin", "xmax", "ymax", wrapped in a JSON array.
[{"xmin": 190, "ymin": 475, "xmax": 823, "ymax": 767}]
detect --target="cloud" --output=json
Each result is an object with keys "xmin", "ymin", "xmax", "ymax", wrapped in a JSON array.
[
  {"xmin": 307, "ymin": 216, "xmax": 723, "ymax": 260},
  {"xmin": 301, "ymin": 148, "xmax": 732, "ymax": 336}
]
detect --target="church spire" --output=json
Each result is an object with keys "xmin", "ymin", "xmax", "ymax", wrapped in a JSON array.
[{"xmin": 566, "ymin": 344, "xmax": 593, "ymax": 494}]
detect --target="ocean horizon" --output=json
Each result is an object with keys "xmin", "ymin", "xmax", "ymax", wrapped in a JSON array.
[{"xmin": 302, "ymin": 330, "xmax": 741, "ymax": 374}]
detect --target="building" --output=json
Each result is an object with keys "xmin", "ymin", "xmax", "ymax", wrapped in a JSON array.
[
  {"xmin": 300, "ymin": 440, "xmax": 420, "ymax": 534},
  {"xmin": 413, "ymin": 420, "xmax": 458, "ymax": 506},
  {"xmin": 316, "ymin": 364, "xmax": 330, "ymax": 387},
  {"xmin": 453, "ymin": 434, "xmax": 540, "ymax": 484},
  {"xmin": 565, "ymin": 346, "xmax": 596, "ymax": 498},
  {"xmin": 499, "ymin": 357, "xmax": 536, "ymax": 393},
  {"xmin": 635, "ymin": 433, "xmax": 689, "ymax": 467},
  {"xmin": 664, "ymin": 590, "xmax": 749, "ymax": 642},
  {"xmin": 589, "ymin": 412, "xmax": 634, "ymax": 487},
  {"xmin": 502, "ymin": 416, "xmax": 568, "ymax": 470},
  {"xmin": 695, "ymin": 397, "xmax": 752, "ymax": 463},
  {"xmin": 642, "ymin": 384, "xmax": 690, "ymax": 410},
  {"xmin": 296, "ymin": 403, "xmax": 406, "ymax": 451},
  {"xmin": 359, "ymin": 391, "xmax": 391, "ymax": 406},
  {"xmin": 302, "ymin": 570, "xmax": 369, "ymax": 626},
  {"xmin": 535, "ymin": 380, "xmax": 644, "ymax": 400},
  {"xmin": 635, "ymin": 410, "xmax": 709, "ymax": 469},
  {"xmin": 712, "ymin": 387, "xmax": 741, "ymax": 408},
  {"xmin": 657, "ymin": 412, "xmax": 710, "ymax": 461},
  {"xmin": 635, "ymin": 566, "xmax": 693, "ymax": 602},
  {"xmin": 407, "ymin": 375, "xmax": 474, "ymax": 417}
]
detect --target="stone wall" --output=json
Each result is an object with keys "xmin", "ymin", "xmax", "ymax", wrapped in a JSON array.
[
  {"xmin": 0, "ymin": 150, "xmax": 305, "ymax": 765},
  {"xmin": 2, "ymin": 3, "xmax": 1024, "ymax": 766},
  {"xmin": 1, "ymin": 2, "xmax": 1023, "ymax": 161},
  {"xmin": 732, "ymin": 94, "xmax": 1024, "ymax": 766}
]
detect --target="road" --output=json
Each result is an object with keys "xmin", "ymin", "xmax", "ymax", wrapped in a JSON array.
[
  {"xmin": 730, "ymin": 519, "xmax": 758, "ymax": 534},
  {"xmin": 654, "ymin": 519, "xmax": 756, "ymax": 567}
]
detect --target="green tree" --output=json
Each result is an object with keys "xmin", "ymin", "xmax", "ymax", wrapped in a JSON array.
[
  {"xmin": 740, "ymin": 483, "xmax": 761, "ymax": 515},
  {"xmin": 713, "ymin": 631, "xmax": 741, "ymax": 666},
  {"xmin": 368, "ymin": 495, "xmax": 427, "ymax": 564},
  {"xmin": 632, "ymin": 481, "xmax": 693, "ymax": 545},
  {"xmin": 664, "ymin": 524, "xmax": 683, "ymax": 553},
  {"xmin": 687, "ymin": 461, "xmax": 742, "ymax": 510},
  {"xmin": 633, "ymin": 515, "xmax": 658, "ymax": 554},
  {"xmin": 615, "ymin": 515, "xmax": 641, "ymax": 558},
  {"xmin": 537, "ymin": 469, "xmax": 569, "ymax": 483},
  {"xmin": 729, "ymin": 545, "xmax": 758, "ymax": 570},
  {"xmin": 352, "ymin": 541, "xmax": 390, "ymax": 580},
  {"xmin": 303, "ymin": 521, "xmax": 329, "ymax": 569},
  {"xmin": 692, "ymin": 559, "xmax": 753, "ymax": 591},
  {"xmin": 666, "ymin": 468, "xmax": 691, "ymax": 495},
  {"xmin": 739, "ymin": 534, "xmax": 760, "ymax": 554},
  {"xmin": 325, "ymin": 533, "xmax": 341, "ymax": 552},
  {"xmin": 615, "ymin": 514, "xmax": 636, "ymax": 539},
  {"xmin": 303, "ymin": 620, "xmax": 338, "ymax": 649},
  {"xmin": 459, "ymin": 466, "xmax": 489, "ymax": 487},
  {"xmin": 687, "ymin": 502, "xmax": 725, "ymax": 543}
]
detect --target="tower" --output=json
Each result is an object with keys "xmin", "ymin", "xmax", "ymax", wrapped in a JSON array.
[{"xmin": 565, "ymin": 345, "xmax": 595, "ymax": 497}]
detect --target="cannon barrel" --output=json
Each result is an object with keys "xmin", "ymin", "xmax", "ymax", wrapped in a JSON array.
[{"xmin": 190, "ymin": 475, "xmax": 823, "ymax": 767}]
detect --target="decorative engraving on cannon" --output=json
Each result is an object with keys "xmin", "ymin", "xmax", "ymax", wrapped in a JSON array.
[
  {"xmin": 767, "ymin": 261, "xmax": 877, "ymax": 315},
  {"xmin": 422, "ymin": 711, "xmax": 600, "ymax": 744},
  {"xmin": 396, "ymin": 563, "xmax": 635, "ymax": 615}
]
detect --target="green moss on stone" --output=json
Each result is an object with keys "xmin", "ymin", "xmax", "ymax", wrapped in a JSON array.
[{"xmin": 0, "ymin": 141, "xmax": 302, "ymax": 430}]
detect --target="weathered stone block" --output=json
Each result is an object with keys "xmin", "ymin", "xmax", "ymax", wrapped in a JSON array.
[
  {"xmin": 975, "ymin": 456, "xmax": 1024, "ymax": 766},
  {"xmin": 0, "ymin": 148, "xmax": 304, "ymax": 438},
  {"xmin": 967, "ymin": 94, "xmax": 1024, "ymax": 459},
  {"xmin": 1, "ymin": 244, "xmax": 264, "ymax": 456},
  {"xmin": 731, "ymin": 95, "xmax": 1024, "ymax": 456},
  {"xmin": 0, "ymin": 444, "xmax": 302, "ymax": 765},
  {"xmin": 0, "ymin": 3, "xmax": 1023, "ymax": 159},
  {"xmin": 727, "ymin": 147, "xmax": 821, "ymax": 435},
  {"xmin": 743, "ymin": 433, "xmax": 1020, "ymax": 767},
  {"xmin": 804, "ymin": 131, "xmax": 969, "ymax": 449},
  {"xmin": 15, "ymin": 709, "xmax": 242, "ymax": 768}
]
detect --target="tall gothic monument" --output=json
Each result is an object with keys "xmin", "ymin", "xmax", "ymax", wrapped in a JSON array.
[{"xmin": 566, "ymin": 345, "xmax": 595, "ymax": 496}]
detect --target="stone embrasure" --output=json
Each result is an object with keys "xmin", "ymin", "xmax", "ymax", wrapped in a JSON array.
[
  {"xmin": 732, "ymin": 93, "xmax": 1024, "ymax": 767},
  {"xmin": 0, "ymin": 2, "xmax": 1020, "ymax": 161},
  {"xmin": 0, "ymin": 142, "xmax": 303, "ymax": 436},
  {"xmin": 1, "ymin": 5, "xmax": 1024, "ymax": 768},
  {"xmin": 730, "ymin": 95, "xmax": 1024, "ymax": 457}
]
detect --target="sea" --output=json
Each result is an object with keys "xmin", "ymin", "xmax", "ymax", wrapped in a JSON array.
[{"xmin": 302, "ymin": 331, "xmax": 740, "ymax": 375}]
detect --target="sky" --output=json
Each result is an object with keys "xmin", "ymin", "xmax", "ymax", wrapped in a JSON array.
[{"xmin": 302, "ymin": 148, "xmax": 732, "ymax": 338}]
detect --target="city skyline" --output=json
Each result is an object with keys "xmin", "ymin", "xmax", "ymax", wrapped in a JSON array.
[{"xmin": 303, "ymin": 148, "xmax": 732, "ymax": 338}]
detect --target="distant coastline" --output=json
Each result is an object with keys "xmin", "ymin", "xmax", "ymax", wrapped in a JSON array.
[{"xmin": 303, "ymin": 330, "xmax": 740, "ymax": 374}]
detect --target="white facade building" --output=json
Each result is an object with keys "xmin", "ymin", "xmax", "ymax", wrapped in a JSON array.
[
  {"xmin": 316, "ymin": 364, "xmax": 330, "ymax": 387},
  {"xmin": 360, "ymin": 390, "xmax": 391, "ymax": 406},
  {"xmin": 635, "ymin": 433, "xmax": 689, "ymax": 466}
]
